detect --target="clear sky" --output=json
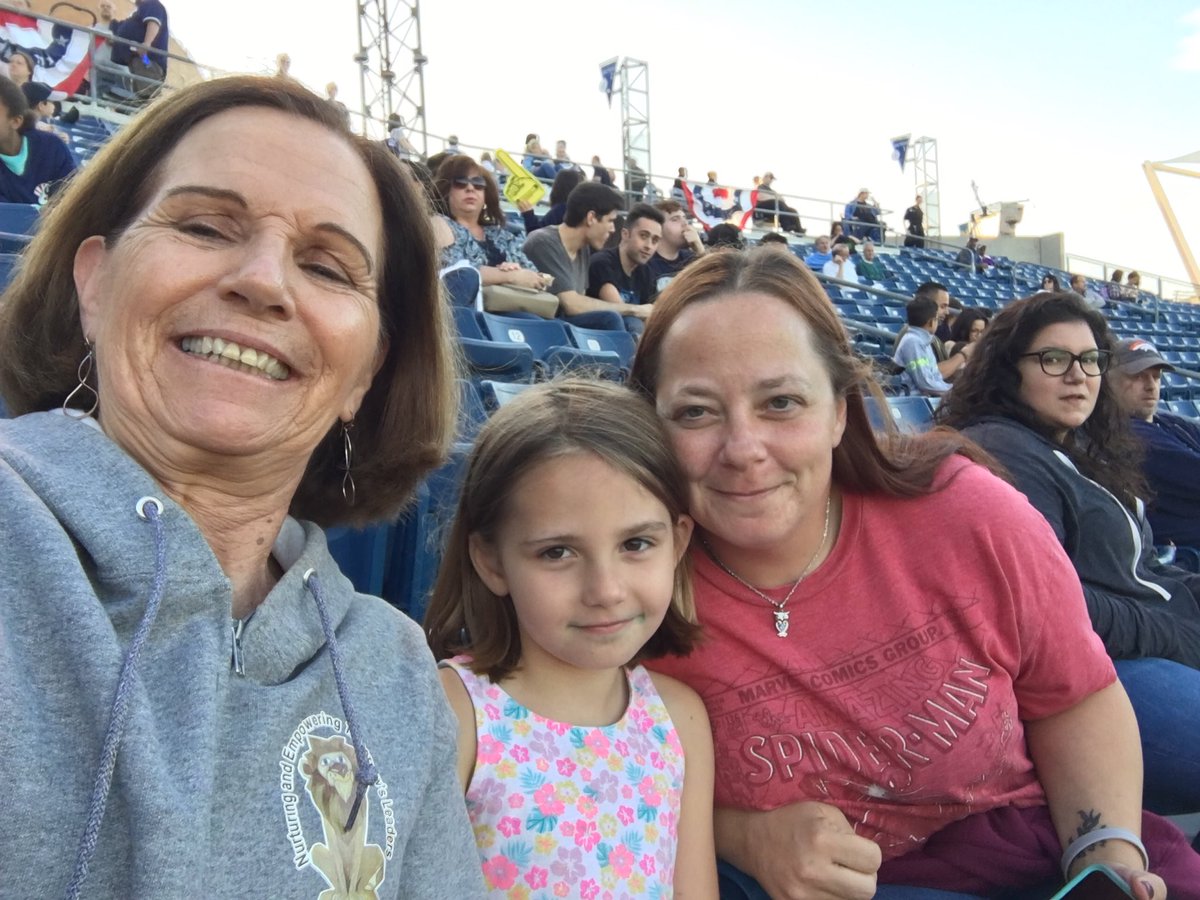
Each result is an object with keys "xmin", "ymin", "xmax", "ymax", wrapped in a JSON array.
[{"xmin": 170, "ymin": 0, "xmax": 1200, "ymax": 291}]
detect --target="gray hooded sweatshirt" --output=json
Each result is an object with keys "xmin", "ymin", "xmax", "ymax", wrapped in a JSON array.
[{"xmin": 0, "ymin": 412, "xmax": 485, "ymax": 899}]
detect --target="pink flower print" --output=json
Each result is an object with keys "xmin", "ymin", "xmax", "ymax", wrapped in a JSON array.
[
  {"xmin": 614, "ymin": 738, "xmax": 629, "ymax": 756},
  {"xmin": 509, "ymin": 745, "xmax": 530, "ymax": 763},
  {"xmin": 481, "ymin": 855, "xmax": 519, "ymax": 890},
  {"xmin": 638, "ymin": 776, "xmax": 662, "ymax": 807},
  {"xmin": 617, "ymin": 805, "xmax": 634, "ymax": 826},
  {"xmin": 580, "ymin": 879, "xmax": 601, "ymax": 900},
  {"xmin": 620, "ymin": 784, "xmax": 633, "ymax": 799},
  {"xmin": 507, "ymin": 792, "xmax": 525, "ymax": 809},
  {"xmin": 572, "ymin": 819, "xmax": 601, "ymax": 851},
  {"xmin": 524, "ymin": 866, "xmax": 549, "ymax": 889},
  {"xmin": 584, "ymin": 730, "xmax": 610, "ymax": 756},
  {"xmin": 497, "ymin": 816, "xmax": 522, "ymax": 837},
  {"xmin": 474, "ymin": 777, "xmax": 506, "ymax": 815},
  {"xmin": 545, "ymin": 719, "xmax": 570, "ymax": 735},
  {"xmin": 536, "ymin": 757, "xmax": 550, "ymax": 772},
  {"xmin": 553, "ymin": 883, "xmax": 569, "ymax": 897},
  {"xmin": 580, "ymin": 767, "xmax": 593, "ymax": 783},
  {"xmin": 556, "ymin": 757, "xmax": 576, "ymax": 777},
  {"xmin": 477, "ymin": 734, "xmax": 504, "ymax": 765},
  {"xmin": 608, "ymin": 844, "xmax": 635, "ymax": 879},
  {"xmin": 575, "ymin": 795, "xmax": 598, "ymax": 819},
  {"xmin": 639, "ymin": 854, "xmax": 656, "ymax": 876},
  {"xmin": 484, "ymin": 702, "xmax": 501, "ymax": 721},
  {"xmin": 551, "ymin": 846, "xmax": 585, "ymax": 883},
  {"xmin": 534, "ymin": 783, "xmax": 565, "ymax": 816}
]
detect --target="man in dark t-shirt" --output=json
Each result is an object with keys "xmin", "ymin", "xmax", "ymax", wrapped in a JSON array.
[
  {"xmin": 587, "ymin": 202, "xmax": 663, "ymax": 335},
  {"xmin": 111, "ymin": 0, "xmax": 170, "ymax": 73}
]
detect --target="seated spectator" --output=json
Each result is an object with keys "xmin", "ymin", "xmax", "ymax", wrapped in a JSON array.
[
  {"xmin": 592, "ymin": 155, "xmax": 615, "ymax": 186},
  {"xmin": 976, "ymin": 244, "xmax": 995, "ymax": 274},
  {"xmin": 649, "ymin": 199, "xmax": 705, "ymax": 294},
  {"xmin": 894, "ymin": 294, "xmax": 953, "ymax": 396},
  {"xmin": 479, "ymin": 150, "xmax": 498, "ymax": 179},
  {"xmin": 1040, "ymin": 273, "xmax": 1062, "ymax": 293},
  {"xmin": 1068, "ymin": 273, "xmax": 1106, "ymax": 310},
  {"xmin": 844, "ymin": 188, "xmax": 882, "ymax": 241},
  {"xmin": 956, "ymin": 236, "xmax": 981, "ymax": 271},
  {"xmin": 552, "ymin": 139, "xmax": 576, "ymax": 172},
  {"xmin": 522, "ymin": 133, "xmax": 557, "ymax": 180},
  {"xmin": 444, "ymin": 133, "xmax": 462, "ymax": 155},
  {"xmin": 940, "ymin": 292, "xmax": 1200, "ymax": 815},
  {"xmin": 21, "ymin": 82, "xmax": 69, "ymax": 144},
  {"xmin": 757, "ymin": 231, "xmax": 789, "ymax": 249},
  {"xmin": 1107, "ymin": 269, "xmax": 1126, "ymax": 301},
  {"xmin": 829, "ymin": 220, "xmax": 857, "ymax": 252},
  {"xmin": 586, "ymin": 202, "xmax": 663, "ymax": 334},
  {"xmin": 432, "ymin": 155, "xmax": 551, "ymax": 293},
  {"xmin": 518, "ymin": 167, "xmax": 584, "ymax": 234},
  {"xmin": 1126, "ymin": 270, "xmax": 1144, "ymax": 301},
  {"xmin": 1110, "ymin": 338, "xmax": 1200, "ymax": 549},
  {"xmin": 522, "ymin": 181, "xmax": 629, "ymax": 330},
  {"xmin": 706, "ymin": 222, "xmax": 744, "ymax": 250},
  {"xmin": 802, "ymin": 235, "xmax": 833, "ymax": 269},
  {"xmin": 893, "ymin": 281, "xmax": 972, "ymax": 382},
  {"xmin": 0, "ymin": 76, "xmax": 75, "ymax": 205},
  {"xmin": 387, "ymin": 113, "xmax": 419, "ymax": 160},
  {"xmin": 821, "ymin": 243, "xmax": 859, "ymax": 282},
  {"xmin": 945, "ymin": 307, "xmax": 988, "ymax": 356},
  {"xmin": 752, "ymin": 171, "xmax": 805, "ymax": 234},
  {"xmin": 110, "ymin": 0, "xmax": 170, "ymax": 80},
  {"xmin": 5, "ymin": 49, "xmax": 34, "ymax": 87},
  {"xmin": 855, "ymin": 240, "xmax": 888, "ymax": 282}
]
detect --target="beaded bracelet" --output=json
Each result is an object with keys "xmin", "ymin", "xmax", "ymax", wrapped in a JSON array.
[{"xmin": 1060, "ymin": 827, "xmax": 1150, "ymax": 880}]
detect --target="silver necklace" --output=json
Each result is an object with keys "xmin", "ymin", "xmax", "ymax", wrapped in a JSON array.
[{"xmin": 702, "ymin": 495, "xmax": 832, "ymax": 638}]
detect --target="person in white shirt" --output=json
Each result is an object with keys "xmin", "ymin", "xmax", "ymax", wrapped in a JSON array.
[{"xmin": 821, "ymin": 243, "xmax": 858, "ymax": 282}]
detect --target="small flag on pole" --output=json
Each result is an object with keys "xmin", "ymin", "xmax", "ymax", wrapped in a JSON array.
[
  {"xmin": 891, "ymin": 134, "xmax": 911, "ymax": 172},
  {"xmin": 599, "ymin": 57, "xmax": 618, "ymax": 108}
]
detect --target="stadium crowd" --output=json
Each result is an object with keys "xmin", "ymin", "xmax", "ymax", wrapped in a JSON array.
[{"xmin": 1, "ymin": 37, "xmax": 1199, "ymax": 900}]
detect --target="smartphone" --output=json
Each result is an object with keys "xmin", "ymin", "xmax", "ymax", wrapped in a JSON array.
[{"xmin": 1050, "ymin": 864, "xmax": 1136, "ymax": 900}]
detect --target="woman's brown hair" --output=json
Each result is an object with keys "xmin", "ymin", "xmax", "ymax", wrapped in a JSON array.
[
  {"xmin": 0, "ymin": 75, "xmax": 457, "ymax": 527},
  {"xmin": 630, "ymin": 248, "xmax": 990, "ymax": 498},
  {"xmin": 432, "ymin": 154, "xmax": 505, "ymax": 227},
  {"xmin": 424, "ymin": 378, "xmax": 700, "ymax": 682}
]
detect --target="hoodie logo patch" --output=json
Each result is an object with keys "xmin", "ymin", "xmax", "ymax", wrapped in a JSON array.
[{"xmin": 280, "ymin": 711, "xmax": 397, "ymax": 898}]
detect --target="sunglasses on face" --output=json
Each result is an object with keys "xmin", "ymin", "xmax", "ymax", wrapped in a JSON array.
[
  {"xmin": 453, "ymin": 176, "xmax": 486, "ymax": 190},
  {"xmin": 1019, "ymin": 348, "xmax": 1112, "ymax": 376}
]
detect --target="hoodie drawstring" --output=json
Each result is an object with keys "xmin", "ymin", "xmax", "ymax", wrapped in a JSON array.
[
  {"xmin": 66, "ymin": 496, "xmax": 167, "ymax": 900},
  {"xmin": 303, "ymin": 568, "xmax": 378, "ymax": 832}
]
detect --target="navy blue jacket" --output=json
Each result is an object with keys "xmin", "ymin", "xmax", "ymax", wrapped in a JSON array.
[
  {"xmin": 1132, "ymin": 413, "xmax": 1200, "ymax": 548},
  {"xmin": 964, "ymin": 416, "xmax": 1200, "ymax": 667},
  {"xmin": 0, "ymin": 129, "xmax": 76, "ymax": 205}
]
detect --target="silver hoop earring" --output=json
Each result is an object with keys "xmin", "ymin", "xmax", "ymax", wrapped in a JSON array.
[
  {"xmin": 63, "ymin": 341, "xmax": 99, "ymax": 419},
  {"xmin": 341, "ymin": 420, "xmax": 356, "ymax": 506}
]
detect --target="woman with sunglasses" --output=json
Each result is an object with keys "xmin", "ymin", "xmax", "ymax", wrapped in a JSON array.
[
  {"xmin": 432, "ymin": 154, "xmax": 552, "ymax": 292},
  {"xmin": 940, "ymin": 291, "xmax": 1200, "ymax": 818}
]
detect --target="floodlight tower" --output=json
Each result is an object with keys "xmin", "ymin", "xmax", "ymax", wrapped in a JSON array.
[
  {"xmin": 619, "ymin": 59, "xmax": 651, "ymax": 186},
  {"xmin": 356, "ymin": 0, "xmax": 427, "ymax": 152},
  {"xmin": 911, "ymin": 136, "xmax": 940, "ymax": 236}
]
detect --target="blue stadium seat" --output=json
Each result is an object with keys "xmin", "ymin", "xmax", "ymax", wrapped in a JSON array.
[
  {"xmin": 1168, "ymin": 399, "xmax": 1199, "ymax": 418},
  {"xmin": 480, "ymin": 379, "xmax": 537, "ymax": 410},
  {"xmin": 326, "ymin": 523, "xmax": 393, "ymax": 599},
  {"xmin": 0, "ymin": 202, "xmax": 37, "ymax": 252},
  {"xmin": 885, "ymin": 396, "xmax": 935, "ymax": 433},
  {"xmin": 451, "ymin": 306, "xmax": 536, "ymax": 383},
  {"xmin": 479, "ymin": 312, "xmax": 622, "ymax": 379},
  {"xmin": 566, "ymin": 325, "xmax": 637, "ymax": 374},
  {"xmin": 441, "ymin": 264, "xmax": 481, "ymax": 308},
  {"xmin": 456, "ymin": 378, "xmax": 488, "ymax": 440}
]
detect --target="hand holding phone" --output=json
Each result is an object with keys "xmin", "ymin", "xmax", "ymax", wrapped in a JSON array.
[{"xmin": 1051, "ymin": 865, "xmax": 1136, "ymax": 900}]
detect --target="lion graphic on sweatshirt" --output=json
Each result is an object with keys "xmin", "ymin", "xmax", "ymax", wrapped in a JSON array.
[{"xmin": 300, "ymin": 734, "xmax": 386, "ymax": 900}]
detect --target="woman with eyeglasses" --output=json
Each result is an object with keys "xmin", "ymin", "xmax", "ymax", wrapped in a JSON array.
[
  {"xmin": 432, "ymin": 154, "xmax": 552, "ymax": 292},
  {"xmin": 939, "ymin": 291, "xmax": 1200, "ymax": 818}
]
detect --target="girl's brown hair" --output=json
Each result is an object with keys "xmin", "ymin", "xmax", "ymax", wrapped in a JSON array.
[{"xmin": 424, "ymin": 378, "xmax": 699, "ymax": 682}]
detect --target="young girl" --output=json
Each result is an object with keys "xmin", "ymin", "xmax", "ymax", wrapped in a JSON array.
[{"xmin": 425, "ymin": 379, "xmax": 718, "ymax": 899}]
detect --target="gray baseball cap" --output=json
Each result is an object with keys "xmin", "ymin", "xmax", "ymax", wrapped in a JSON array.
[{"xmin": 1114, "ymin": 338, "xmax": 1173, "ymax": 374}]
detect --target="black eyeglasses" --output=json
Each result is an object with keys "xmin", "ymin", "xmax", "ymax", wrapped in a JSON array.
[
  {"xmin": 452, "ymin": 176, "xmax": 486, "ymax": 189},
  {"xmin": 1019, "ymin": 348, "xmax": 1112, "ymax": 376}
]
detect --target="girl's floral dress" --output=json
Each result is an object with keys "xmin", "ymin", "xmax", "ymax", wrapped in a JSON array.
[{"xmin": 443, "ymin": 658, "xmax": 686, "ymax": 900}]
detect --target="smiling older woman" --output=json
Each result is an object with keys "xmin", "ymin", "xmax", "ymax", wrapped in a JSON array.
[
  {"xmin": 631, "ymin": 251, "xmax": 1199, "ymax": 899},
  {"xmin": 0, "ymin": 77, "xmax": 485, "ymax": 898}
]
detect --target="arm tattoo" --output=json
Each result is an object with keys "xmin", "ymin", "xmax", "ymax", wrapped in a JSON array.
[{"xmin": 1072, "ymin": 808, "xmax": 1109, "ymax": 863}]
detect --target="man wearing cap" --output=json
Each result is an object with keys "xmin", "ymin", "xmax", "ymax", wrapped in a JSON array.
[
  {"xmin": 752, "ymin": 171, "xmax": 805, "ymax": 235},
  {"xmin": 1110, "ymin": 338, "xmax": 1200, "ymax": 548}
]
